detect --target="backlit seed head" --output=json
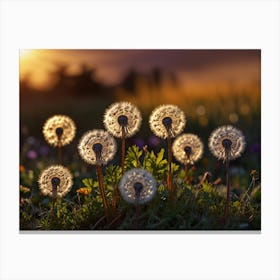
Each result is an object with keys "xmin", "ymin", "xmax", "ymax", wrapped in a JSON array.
[
  {"xmin": 172, "ymin": 133, "xmax": 204, "ymax": 164},
  {"xmin": 78, "ymin": 129, "xmax": 117, "ymax": 165},
  {"xmin": 118, "ymin": 168, "xmax": 157, "ymax": 204},
  {"xmin": 103, "ymin": 102, "xmax": 142, "ymax": 138},
  {"xmin": 43, "ymin": 115, "xmax": 76, "ymax": 147},
  {"xmin": 38, "ymin": 165, "xmax": 73, "ymax": 197},
  {"xmin": 149, "ymin": 104, "xmax": 186, "ymax": 139},
  {"xmin": 208, "ymin": 125, "xmax": 246, "ymax": 161}
]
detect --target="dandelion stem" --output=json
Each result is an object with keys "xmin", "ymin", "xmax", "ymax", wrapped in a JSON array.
[
  {"xmin": 135, "ymin": 202, "xmax": 140, "ymax": 230},
  {"xmin": 56, "ymin": 130, "xmax": 63, "ymax": 164},
  {"xmin": 51, "ymin": 179, "xmax": 58, "ymax": 227},
  {"xmin": 224, "ymin": 155, "xmax": 230, "ymax": 221},
  {"xmin": 185, "ymin": 162, "xmax": 189, "ymax": 185},
  {"xmin": 121, "ymin": 127, "xmax": 125, "ymax": 176},
  {"xmin": 167, "ymin": 134, "xmax": 173, "ymax": 196},
  {"xmin": 51, "ymin": 195, "xmax": 56, "ymax": 224},
  {"xmin": 112, "ymin": 183, "xmax": 118, "ymax": 211},
  {"xmin": 134, "ymin": 182, "xmax": 143, "ymax": 229},
  {"xmin": 96, "ymin": 164, "xmax": 110, "ymax": 221},
  {"xmin": 58, "ymin": 146, "xmax": 62, "ymax": 165}
]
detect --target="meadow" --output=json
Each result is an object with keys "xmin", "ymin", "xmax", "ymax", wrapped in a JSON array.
[{"xmin": 20, "ymin": 79, "xmax": 261, "ymax": 230}]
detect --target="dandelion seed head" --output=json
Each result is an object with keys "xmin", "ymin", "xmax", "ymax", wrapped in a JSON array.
[
  {"xmin": 43, "ymin": 115, "xmax": 76, "ymax": 147},
  {"xmin": 208, "ymin": 125, "xmax": 246, "ymax": 161},
  {"xmin": 172, "ymin": 133, "xmax": 204, "ymax": 164},
  {"xmin": 38, "ymin": 165, "xmax": 73, "ymax": 197},
  {"xmin": 103, "ymin": 102, "xmax": 142, "ymax": 138},
  {"xmin": 149, "ymin": 104, "xmax": 186, "ymax": 139},
  {"xmin": 118, "ymin": 168, "xmax": 157, "ymax": 204},
  {"xmin": 78, "ymin": 129, "xmax": 117, "ymax": 165}
]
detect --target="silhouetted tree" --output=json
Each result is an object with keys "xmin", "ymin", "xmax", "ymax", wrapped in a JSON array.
[
  {"xmin": 151, "ymin": 67, "xmax": 162, "ymax": 87},
  {"xmin": 121, "ymin": 69, "xmax": 138, "ymax": 92}
]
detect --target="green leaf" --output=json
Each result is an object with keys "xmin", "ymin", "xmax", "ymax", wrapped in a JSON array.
[
  {"xmin": 171, "ymin": 162, "xmax": 179, "ymax": 173},
  {"xmin": 82, "ymin": 178, "xmax": 97, "ymax": 189},
  {"xmin": 125, "ymin": 145, "xmax": 143, "ymax": 170},
  {"xmin": 143, "ymin": 148, "xmax": 168, "ymax": 181},
  {"xmin": 104, "ymin": 165, "xmax": 122, "ymax": 186},
  {"xmin": 202, "ymin": 182, "xmax": 212, "ymax": 193},
  {"xmin": 233, "ymin": 201, "xmax": 240, "ymax": 209},
  {"xmin": 156, "ymin": 148, "xmax": 165, "ymax": 164}
]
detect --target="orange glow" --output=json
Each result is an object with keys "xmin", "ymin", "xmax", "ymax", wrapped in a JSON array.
[
  {"xmin": 19, "ymin": 50, "xmax": 260, "ymax": 101},
  {"xmin": 20, "ymin": 49, "xmax": 33, "ymax": 60},
  {"xmin": 20, "ymin": 50, "xmax": 63, "ymax": 90}
]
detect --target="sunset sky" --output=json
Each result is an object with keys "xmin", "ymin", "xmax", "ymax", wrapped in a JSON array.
[{"xmin": 19, "ymin": 49, "xmax": 260, "ymax": 93}]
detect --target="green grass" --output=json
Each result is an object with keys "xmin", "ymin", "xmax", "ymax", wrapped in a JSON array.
[{"xmin": 20, "ymin": 146, "xmax": 261, "ymax": 230}]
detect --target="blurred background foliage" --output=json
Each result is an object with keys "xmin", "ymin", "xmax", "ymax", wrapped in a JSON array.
[{"xmin": 20, "ymin": 50, "xmax": 261, "ymax": 230}]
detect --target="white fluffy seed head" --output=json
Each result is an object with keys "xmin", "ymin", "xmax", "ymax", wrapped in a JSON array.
[
  {"xmin": 149, "ymin": 104, "xmax": 186, "ymax": 139},
  {"xmin": 42, "ymin": 115, "xmax": 76, "ymax": 147},
  {"xmin": 172, "ymin": 133, "xmax": 204, "ymax": 164},
  {"xmin": 208, "ymin": 125, "xmax": 246, "ymax": 161},
  {"xmin": 103, "ymin": 102, "xmax": 142, "ymax": 138},
  {"xmin": 38, "ymin": 165, "xmax": 73, "ymax": 198},
  {"xmin": 78, "ymin": 129, "xmax": 117, "ymax": 165},
  {"xmin": 118, "ymin": 168, "xmax": 157, "ymax": 204}
]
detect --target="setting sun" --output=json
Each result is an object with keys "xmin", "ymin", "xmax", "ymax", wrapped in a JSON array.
[
  {"xmin": 19, "ymin": 50, "xmax": 58, "ymax": 89},
  {"xmin": 20, "ymin": 49, "xmax": 33, "ymax": 60}
]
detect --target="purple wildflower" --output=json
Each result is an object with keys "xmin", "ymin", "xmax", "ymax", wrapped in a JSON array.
[
  {"xmin": 134, "ymin": 138, "xmax": 145, "ymax": 149},
  {"xmin": 39, "ymin": 145, "xmax": 50, "ymax": 156},
  {"xmin": 148, "ymin": 135, "xmax": 161, "ymax": 147},
  {"xmin": 26, "ymin": 150, "xmax": 37, "ymax": 160}
]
